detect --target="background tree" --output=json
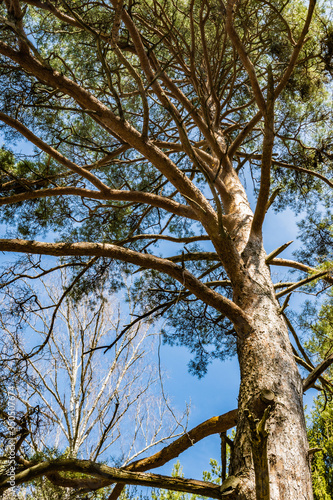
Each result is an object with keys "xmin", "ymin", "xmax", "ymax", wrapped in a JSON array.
[
  {"xmin": 0, "ymin": 275, "xmax": 185, "ymax": 499},
  {"xmin": 298, "ymin": 293, "xmax": 333, "ymax": 500},
  {"xmin": 0, "ymin": 0, "xmax": 332, "ymax": 498}
]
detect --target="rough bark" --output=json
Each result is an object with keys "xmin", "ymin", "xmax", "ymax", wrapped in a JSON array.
[{"xmin": 228, "ymin": 235, "xmax": 313, "ymax": 499}]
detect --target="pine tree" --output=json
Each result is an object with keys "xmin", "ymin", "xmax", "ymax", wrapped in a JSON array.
[{"xmin": 0, "ymin": 1, "xmax": 332, "ymax": 498}]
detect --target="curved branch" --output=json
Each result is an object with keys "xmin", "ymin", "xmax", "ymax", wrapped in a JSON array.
[
  {"xmin": 235, "ymin": 153, "xmax": 333, "ymax": 190},
  {"xmin": 0, "ymin": 187, "xmax": 197, "ymax": 220},
  {"xmin": 272, "ymin": 160, "xmax": 333, "ymax": 189},
  {"xmin": 108, "ymin": 409, "xmax": 238, "ymax": 500},
  {"xmin": 126, "ymin": 409, "xmax": 237, "ymax": 472},
  {"xmin": 0, "ymin": 238, "xmax": 253, "ymax": 335},
  {"xmin": 0, "ymin": 112, "xmax": 110, "ymax": 193},
  {"xmin": 0, "ymin": 43, "xmax": 215, "ymax": 220},
  {"xmin": 0, "ymin": 459, "xmax": 222, "ymax": 498}
]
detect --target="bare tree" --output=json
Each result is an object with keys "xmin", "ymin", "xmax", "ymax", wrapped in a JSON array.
[{"xmin": 0, "ymin": 275, "xmax": 185, "ymax": 498}]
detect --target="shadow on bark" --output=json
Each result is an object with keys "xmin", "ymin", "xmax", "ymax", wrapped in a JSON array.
[{"xmin": 220, "ymin": 389, "xmax": 274, "ymax": 499}]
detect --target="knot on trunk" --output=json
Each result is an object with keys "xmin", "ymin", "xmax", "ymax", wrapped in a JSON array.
[{"xmin": 220, "ymin": 475, "xmax": 242, "ymax": 497}]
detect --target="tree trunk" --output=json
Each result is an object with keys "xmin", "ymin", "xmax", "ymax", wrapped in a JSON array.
[{"xmin": 229, "ymin": 237, "xmax": 313, "ymax": 499}]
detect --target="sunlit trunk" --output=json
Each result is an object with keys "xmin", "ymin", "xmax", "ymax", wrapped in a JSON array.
[{"xmin": 229, "ymin": 237, "xmax": 313, "ymax": 499}]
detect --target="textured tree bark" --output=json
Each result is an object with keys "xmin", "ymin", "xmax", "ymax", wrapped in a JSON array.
[
  {"xmin": 228, "ymin": 237, "xmax": 313, "ymax": 499},
  {"xmin": 245, "ymin": 405, "xmax": 272, "ymax": 500}
]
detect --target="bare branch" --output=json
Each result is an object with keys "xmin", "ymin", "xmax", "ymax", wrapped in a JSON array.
[
  {"xmin": 303, "ymin": 354, "xmax": 333, "ymax": 392},
  {"xmin": 265, "ymin": 241, "xmax": 293, "ymax": 263},
  {"xmin": 276, "ymin": 271, "xmax": 329, "ymax": 298},
  {"xmin": 26, "ymin": 256, "xmax": 98, "ymax": 359},
  {"xmin": 125, "ymin": 409, "xmax": 238, "ymax": 472}
]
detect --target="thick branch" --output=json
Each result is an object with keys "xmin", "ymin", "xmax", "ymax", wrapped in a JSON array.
[
  {"xmin": 45, "ymin": 471, "xmax": 110, "ymax": 491},
  {"xmin": 251, "ymin": 67, "xmax": 275, "ymax": 234},
  {"xmin": 0, "ymin": 187, "xmax": 197, "ymax": 219},
  {"xmin": 125, "ymin": 409, "xmax": 238, "ymax": 473},
  {"xmin": 0, "ymin": 239, "xmax": 253, "ymax": 335},
  {"xmin": 107, "ymin": 410, "xmax": 238, "ymax": 500},
  {"xmin": 0, "ymin": 11, "xmax": 249, "ymax": 284},
  {"xmin": 0, "ymin": 43, "xmax": 215, "ymax": 221},
  {"xmin": 0, "ymin": 459, "xmax": 221, "ymax": 498}
]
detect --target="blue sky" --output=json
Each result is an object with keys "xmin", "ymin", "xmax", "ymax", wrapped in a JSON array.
[
  {"xmin": 153, "ymin": 201, "xmax": 319, "ymax": 481},
  {"xmin": 0, "ymin": 135, "xmax": 320, "ymax": 484}
]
